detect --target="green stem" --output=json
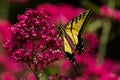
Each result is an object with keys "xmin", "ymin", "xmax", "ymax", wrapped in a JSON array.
[
  {"xmin": 34, "ymin": 73, "xmax": 40, "ymax": 80},
  {"xmin": 96, "ymin": 0, "xmax": 115, "ymax": 66},
  {"xmin": 31, "ymin": 40, "xmax": 41, "ymax": 80},
  {"xmin": 96, "ymin": 19, "xmax": 111, "ymax": 65},
  {"xmin": 28, "ymin": 64, "xmax": 40, "ymax": 80}
]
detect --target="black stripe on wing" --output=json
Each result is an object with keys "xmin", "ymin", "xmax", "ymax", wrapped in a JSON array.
[
  {"xmin": 76, "ymin": 10, "xmax": 93, "ymax": 54},
  {"xmin": 79, "ymin": 10, "xmax": 93, "ymax": 34}
]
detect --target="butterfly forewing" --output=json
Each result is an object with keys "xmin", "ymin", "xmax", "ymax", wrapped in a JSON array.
[{"xmin": 65, "ymin": 10, "xmax": 92, "ymax": 46}]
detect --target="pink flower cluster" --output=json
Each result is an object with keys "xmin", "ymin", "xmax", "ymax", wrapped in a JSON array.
[
  {"xmin": 57, "ymin": 53, "xmax": 120, "ymax": 80},
  {"xmin": 36, "ymin": 3, "xmax": 84, "ymax": 25},
  {"xmin": 100, "ymin": 5, "xmax": 120, "ymax": 21},
  {"xmin": 0, "ymin": 20, "xmax": 12, "ymax": 42},
  {"xmin": 4, "ymin": 9, "xmax": 63, "ymax": 70},
  {"xmin": 0, "ymin": 19, "xmax": 33, "ymax": 80},
  {"xmin": 83, "ymin": 32, "xmax": 99, "ymax": 54},
  {"xmin": 0, "ymin": 54, "xmax": 25, "ymax": 80},
  {"xmin": 75, "ymin": 54, "xmax": 120, "ymax": 80}
]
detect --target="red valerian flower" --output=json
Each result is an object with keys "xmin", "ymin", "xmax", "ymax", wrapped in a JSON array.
[
  {"xmin": 83, "ymin": 32, "xmax": 99, "ymax": 54},
  {"xmin": 114, "ymin": 11, "xmax": 120, "ymax": 21},
  {"xmin": 0, "ymin": 19, "xmax": 12, "ymax": 42},
  {"xmin": 75, "ymin": 53, "xmax": 120, "ymax": 80},
  {"xmin": 25, "ymin": 73, "xmax": 36, "ymax": 80},
  {"xmin": 100, "ymin": 5, "xmax": 114, "ymax": 18},
  {"xmin": 100, "ymin": 5, "xmax": 120, "ymax": 21},
  {"xmin": 4, "ymin": 9, "xmax": 63, "ymax": 79},
  {"xmin": 36, "ymin": 3, "xmax": 84, "ymax": 25},
  {"xmin": 59, "ymin": 60, "xmax": 72, "ymax": 75},
  {"xmin": 1, "ymin": 72, "xmax": 16, "ymax": 80}
]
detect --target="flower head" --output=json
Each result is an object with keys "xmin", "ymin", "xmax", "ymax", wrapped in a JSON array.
[
  {"xmin": 36, "ymin": 3, "xmax": 83, "ymax": 25},
  {"xmin": 100, "ymin": 5, "xmax": 115, "ymax": 18},
  {"xmin": 1, "ymin": 72, "xmax": 16, "ymax": 80},
  {"xmin": 4, "ymin": 9, "xmax": 63, "ymax": 72},
  {"xmin": 100, "ymin": 5, "xmax": 120, "ymax": 21},
  {"xmin": 83, "ymin": 32, "xmax": 99, "ymax": 54},
  {"xmin": 114, "ymin": 11, "xmax": 120, "ymax": 21},
  {"xmin": 0, "ymin": 20, "xmax": 12, "ymax": 42}
]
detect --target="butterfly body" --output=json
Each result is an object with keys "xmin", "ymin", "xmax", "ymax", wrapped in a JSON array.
[{"xmin": 58, "ymin": 10, "xmax": 93, "ymax": 65}]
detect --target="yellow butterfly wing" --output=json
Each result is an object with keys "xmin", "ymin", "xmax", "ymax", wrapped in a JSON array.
[
  {"xmin": 58, "ymin": 10, "xmax": 93, "ymax": 64},
  {"xmin": 64, "ymin": 10, "xmax": 93, "ymax": 54},
  {"xmin": 58, "ymin": 26, "xmax": 77, "ymax": 64},
  {"xmin": 63, "ymin": 36, "xmax": 77, "ymax": 64}
]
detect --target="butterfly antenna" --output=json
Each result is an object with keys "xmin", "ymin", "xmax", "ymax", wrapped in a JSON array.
[{"xmin": 53, "ymin": 19, "xmax": 62, "ymax": 39}]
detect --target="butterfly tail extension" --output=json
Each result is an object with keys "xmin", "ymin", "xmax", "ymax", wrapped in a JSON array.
[
  {"xmin": 73, "ymin": 63, "xmax": 79, "ymax": 72},
  {"xmin": 65, "ymin": 52, "xmax": 78, "ymax": 65},
  {"xmin": 64, "ymin": 52, "xmax": 76, "ymax": 62}
]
